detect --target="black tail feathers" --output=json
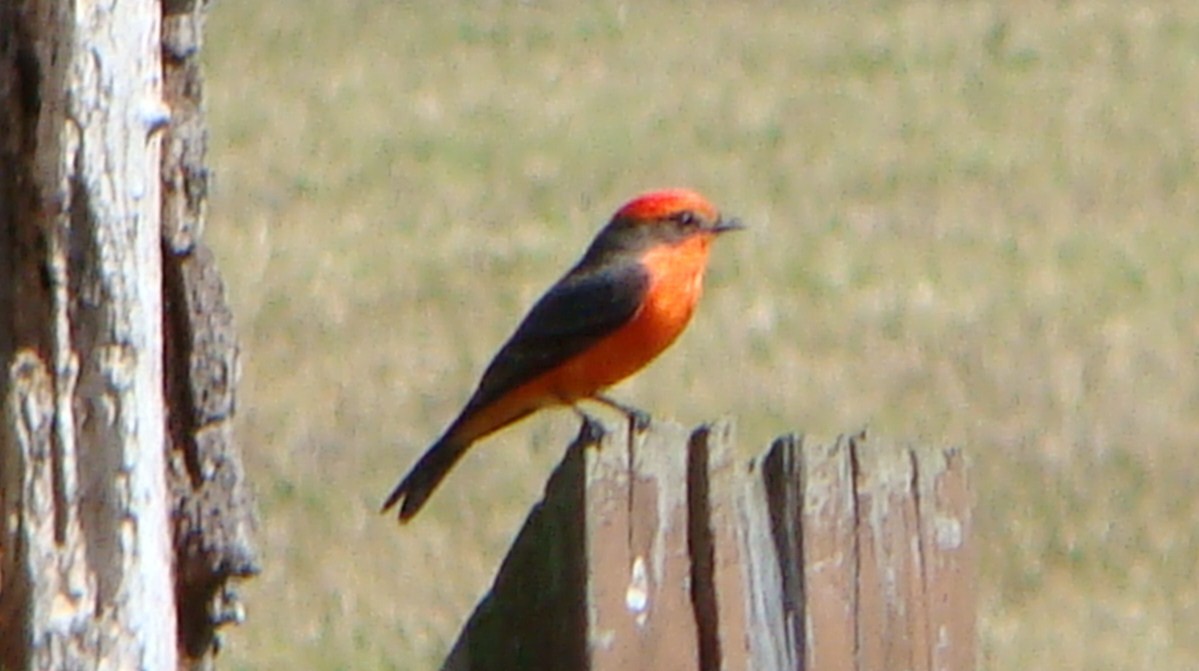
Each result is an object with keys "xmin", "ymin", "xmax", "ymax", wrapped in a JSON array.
[{"xmin": 381, "ymin": 438, "xmax": 470, "ymax": 522}]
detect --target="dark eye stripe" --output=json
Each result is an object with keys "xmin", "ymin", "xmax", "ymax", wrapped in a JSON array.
[{"xmin": 674, "ymin": 211, "xmax": 698, "ymax": 227}]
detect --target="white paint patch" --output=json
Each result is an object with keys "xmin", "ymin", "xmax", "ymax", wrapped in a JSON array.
[
  {"xmin": 935, "ymin": 515, "xmax": 963, "ymax": 550},
  {"xmin": 625, "ymin": 555, "xmax": 649, "ymax": 626}
]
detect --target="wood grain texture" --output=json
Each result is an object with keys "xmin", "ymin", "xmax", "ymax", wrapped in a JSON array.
[
  {"xmin": 690, "ymin": 419, "xmax": 752, "ymax": 671},
  {"xmin": 442, "ymin": 421, "xmax": 975, "ymax": 671},
  {"xmin": 799, "ymin": 434, "xmax": 857, "ymax": 671},
  {"xmin": 586, "ymin": 417, "xmax": 700, "ymax": 671},
  {"xmin": 0, "ymin": 0, "xmax": 178, "ymax": 667},
  {"xmin": 0, "ymin": 1, "xmax": 258, "ymax": 668},
  {"xmin": 442, "ymin": 421, "xmax": 592, "ymax": 671}
]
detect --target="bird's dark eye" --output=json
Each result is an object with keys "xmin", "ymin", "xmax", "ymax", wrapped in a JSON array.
[{"xmin": 674, "ymin": 211, "xmax": 699, "ymax": 228}]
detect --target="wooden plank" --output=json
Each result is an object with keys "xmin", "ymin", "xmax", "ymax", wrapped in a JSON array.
[
  {"xmin": 442, "ymin": 416, "xmax": 702, "ymax": 671},
  {"xmin": 688, "ymin": 419, "xmax": 751, "ymax": 671},
  {"xmin": 851, "ymin": 434, "xmax": 931, "ymax": 671},
  {"xmin": 440, "ymin": 424, "xmax": 592, "ymax": 671},
  {"xmin": 914, "ymin": 446, "xmax": 975, "ymax": 671},
  {"xmin": 737, "ymin": 438, "xmax": 801, "ymax": 671},
  {"xmin": 585, "ymin": 417, "xmax": 700, "ymax": 671},
  {"xmin": 800, "ymin": 433, "xmax": 857, "ymax": 671}
]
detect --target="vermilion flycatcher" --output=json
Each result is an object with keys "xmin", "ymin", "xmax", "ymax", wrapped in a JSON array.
[{"xmin": 382, "ymin": 188, "xmax": 742, "ymax": 521}]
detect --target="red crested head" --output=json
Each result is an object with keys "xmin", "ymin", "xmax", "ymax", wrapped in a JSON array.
[
  {"xmin": 614, "ymin": 188, "xmax": 720, "ymax": 223},
  {"xmin": 581, "ymin": 188, "xmax": 743, "ymax": 264}
]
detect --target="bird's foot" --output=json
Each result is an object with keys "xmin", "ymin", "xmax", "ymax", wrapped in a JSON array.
[
  {"xmin": 625, "ymin": 407, "xmax": 651, "ymax": 433},
  {"xmin": 595, "ymin": 394, "xmax": 652, "ymax": 434},
  {"xmin": 573, "ymin": 409, "xmax": 607, "ymax": 447}
]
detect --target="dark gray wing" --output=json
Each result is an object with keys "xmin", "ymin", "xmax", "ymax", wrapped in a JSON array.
[{"xmin": 460, "ymin": 260, "xmax": 649, "ymax": 414}]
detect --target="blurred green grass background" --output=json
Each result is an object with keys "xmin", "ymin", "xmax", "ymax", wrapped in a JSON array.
[{"xmin": 202, "ymin": 1, "xmax": 1198, "ymax": 669}]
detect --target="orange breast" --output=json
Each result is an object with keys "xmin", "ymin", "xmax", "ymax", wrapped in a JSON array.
[
  {"xmin": 541, "ymin": 233, "xmax": 715, "ymax": 399},
  {"xmin": 448, "ymin": 233, "xmax": 716, "ymax": 444}
]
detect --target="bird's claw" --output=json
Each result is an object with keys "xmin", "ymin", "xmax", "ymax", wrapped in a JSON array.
[
  {"xmin": 627, "ymin": 408, "xmax": 651, "ymax": 433},
  {"xmin": 576, "ymin": 413, "xmax": 607, "ymax": 446},
  {"xmin": 594, "ymin": 394, "xmax": 651, "ymax": 435}
]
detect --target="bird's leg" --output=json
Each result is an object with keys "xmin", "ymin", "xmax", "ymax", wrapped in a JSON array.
[
  {"xmin": 593, "ymin": 396, "xmax": 649, "ymax": 513},
  {"xmin": 569, "ymin": 404, "xmax": 607, "ymax": 447},
  {"xmin": 589, "ymin": 395, "xmax": 647, "ymax": 551},
  {"xmin": 593, "ymin": 394, "xmax": 652, "ymax": 434}
]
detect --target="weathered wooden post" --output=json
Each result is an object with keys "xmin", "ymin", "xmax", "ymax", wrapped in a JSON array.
[
  {"xmin": 738, "ymin": 432, "xmax": 975, "ymax": 670},
  {"xmin": 443, "ymin": 418, "xmax": 974, "ymax": 670},
  {"xmin": 0, "ymin": 0, "xmax": 257, "ymax": 669}
]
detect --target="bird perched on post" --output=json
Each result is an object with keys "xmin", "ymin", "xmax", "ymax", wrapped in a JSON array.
[{"xmin": 382, "ymin": 188, "xmax": 742, "ymax": 522}]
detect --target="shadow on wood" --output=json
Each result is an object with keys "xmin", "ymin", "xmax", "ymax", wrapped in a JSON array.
[{"xmin": 443, "ymin": 418, "xmax": 974, "ymax": 671}]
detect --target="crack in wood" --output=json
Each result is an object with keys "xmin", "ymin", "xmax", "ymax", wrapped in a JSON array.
[
  {"xmin": 848, "ymin": 433, "xmax": 864, "ymax": 671},
  {"xmin": 687, "ymin": 425, "xmax": 720, "ymax": 671}
]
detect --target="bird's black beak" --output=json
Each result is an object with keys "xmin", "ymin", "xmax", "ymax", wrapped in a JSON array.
[{"xmin": 712, "ymin": 217, "xmax": 745, "ymax": 234}]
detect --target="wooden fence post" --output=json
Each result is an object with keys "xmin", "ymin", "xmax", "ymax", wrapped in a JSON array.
[
  {"xmin": 0, "ymin": 0, "xmax": 258, "ymax": 668},
  {"xmin": 444, "ymin": 418, "xmax": 974, "ymax": 671}
]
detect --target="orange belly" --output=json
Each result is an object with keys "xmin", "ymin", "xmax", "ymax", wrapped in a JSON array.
[
  {"xmin": 540, "ymin": 233, "xmax": 714, "ymax": 399},
  {"xmin": 450, "ymin": 233, "xmax": 716, "ymax": 444}
]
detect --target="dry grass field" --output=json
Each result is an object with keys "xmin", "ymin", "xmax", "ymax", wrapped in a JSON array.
[{"xmin": 202, "ymin": 1, "xmax": 1198, "ymax": 669}]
